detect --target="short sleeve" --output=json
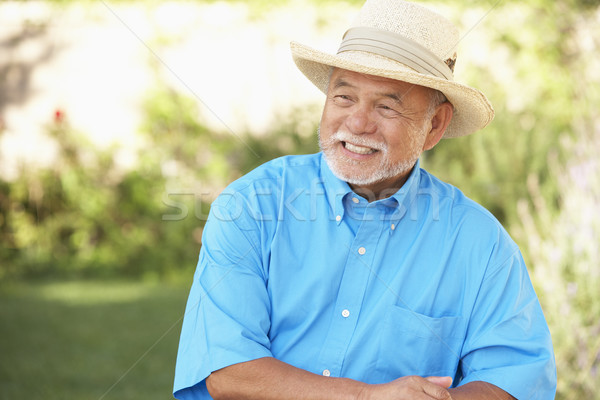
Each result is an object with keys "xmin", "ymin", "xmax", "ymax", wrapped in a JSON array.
[
  {"xmin": 458, "ymin": 249, "xmax": 557, "ymax": 399},
  {"xmin": 173, "ymin": 193, "xmax": 274, "ymax": 399}
]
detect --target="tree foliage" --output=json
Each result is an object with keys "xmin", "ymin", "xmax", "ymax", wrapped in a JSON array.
[{"xmin": 0, "ymin": 87, "xmax": 318, "ymax": 281}]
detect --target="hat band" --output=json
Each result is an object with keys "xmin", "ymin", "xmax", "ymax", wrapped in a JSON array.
[{"xmin": 337, "ymin": 27, "xmax": 454, "ymax": 81}]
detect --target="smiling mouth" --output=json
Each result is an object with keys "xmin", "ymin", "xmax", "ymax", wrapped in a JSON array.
[{"xmin": 343, "ymin": 141, "xmax": 378, "ymax": 155}]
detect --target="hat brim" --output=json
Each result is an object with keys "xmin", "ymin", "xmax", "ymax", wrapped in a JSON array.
[{"xmin": 291, "ymin": 41, "xmax": 494, "ymax": 138}]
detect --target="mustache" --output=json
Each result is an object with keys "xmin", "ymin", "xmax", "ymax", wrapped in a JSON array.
[{"xmin": 321, "ymin": 130, "xmax": 387, "ymax": 152}]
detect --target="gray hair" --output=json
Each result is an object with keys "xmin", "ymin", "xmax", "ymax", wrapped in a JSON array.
[{"xmin": 427, "ymin": 89, "xmax": 451, "ymax": 117}]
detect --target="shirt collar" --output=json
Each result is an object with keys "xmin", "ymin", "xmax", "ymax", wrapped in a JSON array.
[
  {"xmin": 320, "ymin": 153, "xmax": 353, "ymax": 224},
  {"xmin": 388, "ymin": 158, "xmax": 422, "ymax": 213},
  {"xmin": 319, "ymin": 153, "xmax": 422, "ymax": 226}
]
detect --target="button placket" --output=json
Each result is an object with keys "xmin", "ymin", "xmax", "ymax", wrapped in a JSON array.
[{"xmin": 316, "ymin": 205, "xmax": 384, "ymax": 378}]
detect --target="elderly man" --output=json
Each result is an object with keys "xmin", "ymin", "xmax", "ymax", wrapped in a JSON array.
[{"xmin": 173, "ymin": 0, "xmax": 556, "ymax": 399}]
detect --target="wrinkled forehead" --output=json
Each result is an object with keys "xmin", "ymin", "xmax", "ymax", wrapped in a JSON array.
[{"xmin": 328, "ymin": 67, "xmax": 434, "ymax": 102}]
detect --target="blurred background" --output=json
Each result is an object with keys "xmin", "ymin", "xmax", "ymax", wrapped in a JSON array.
[{"xmin": 0, "ymin": 0, "xmax": 598, "ymax": 398}]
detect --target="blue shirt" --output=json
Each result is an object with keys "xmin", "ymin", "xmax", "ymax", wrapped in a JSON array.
[{"xmin": 173, "ymin": 153, "xmax": 556, "ymax": 399}]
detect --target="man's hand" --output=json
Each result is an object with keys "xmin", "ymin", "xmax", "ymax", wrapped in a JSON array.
[{"xmin": 357, "ymin": 375, "xmax": 453, "ymax": 400}]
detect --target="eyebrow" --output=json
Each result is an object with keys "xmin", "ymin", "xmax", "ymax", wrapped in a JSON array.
[
  {"xmin": 333, "ymin": 78, "xmax": 354, "ymax": 90},
  {"xmin": 332, "ymin": 77, "xmax": 405, "ymax": 105},
  {"xmin": 381, "ymin": 92, "xmax": 404, "ymax": 104}
]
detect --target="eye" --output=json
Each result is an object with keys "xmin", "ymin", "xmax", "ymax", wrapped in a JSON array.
[
  {"xmin": 332, "ymin": 94, "xmax": 354, "ymax": 106},
  {"xmin": 377, "ymin": 104, "xmax": 400, "ymax": 117}
]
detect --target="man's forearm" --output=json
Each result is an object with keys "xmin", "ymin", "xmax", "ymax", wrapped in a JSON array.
[
  {"xmin": 205, "ymin": 357, "xmax": 366, "ymax": 400},
  {"xmin": 205, "ymin": 357, "xmax": 457, "ymax": 400},
  {"xmin": 206, "ymin": 356, "xmax": 514, "ymax": 400}
]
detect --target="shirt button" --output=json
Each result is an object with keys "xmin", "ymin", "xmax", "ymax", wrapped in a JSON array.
[
  {"xmin": 358, "ymin": 247, "xmax": 366, "ymax": 255},
  {"xmin": 391, "ymin": 224, "xmax": 396, "ymax": 230},
  {"xmin": 352, "ymin": 197, "xmax": 359, "ymax": 204},
  {"xmin": 342, "ymin": 309, "xmax": 350, "ymax": 318},
  {"xmin": 322, "ymin": 369, "xmax": 331, "ymax": 377},
  {"xmin": 335, "ymin": 215, "xmax": 341, "ymax": 222}
]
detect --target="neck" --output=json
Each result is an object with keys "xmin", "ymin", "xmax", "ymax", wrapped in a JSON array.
[{"xmin": 349, "ymin": 169, "xmax": 412, "ymax": 202}]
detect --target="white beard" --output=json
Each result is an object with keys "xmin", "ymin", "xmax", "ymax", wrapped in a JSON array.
[{"xmin": 319, "ymin": 129, "xmax": 421, "ymax": 186}]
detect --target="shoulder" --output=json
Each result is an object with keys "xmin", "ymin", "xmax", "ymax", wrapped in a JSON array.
[
  {"xmin": 418, "ymin": 168, "xmax": 518, "ymax": 254},
  {"xmin": 418, "ymin": 168, "xmax": 497, "ymax": 218},
  {"xmin": 226, "ymin": 153, "xmax": 320, "ymax": 193},
  {"xmin": 211, "ymin": 153, "xmax": 321, "ymax": 217}
]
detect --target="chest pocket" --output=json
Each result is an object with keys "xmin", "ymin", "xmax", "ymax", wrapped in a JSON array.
[{"xmin": 374, "ymin": 305, "xmax": 467, "ymax": 382}]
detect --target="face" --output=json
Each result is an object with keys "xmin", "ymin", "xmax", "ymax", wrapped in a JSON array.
[{"xmin": 319, "ymin": 68, "xmax": 442, "ymax": 197}]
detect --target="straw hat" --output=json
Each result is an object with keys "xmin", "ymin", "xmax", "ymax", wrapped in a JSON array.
[{"xmin": 291, "ymin": 0, "xmax": 494, "ymax": 138}]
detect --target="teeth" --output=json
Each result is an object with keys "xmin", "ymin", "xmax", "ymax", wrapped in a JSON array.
[{"xmin": 344, "ymin": 142, "xmax": 376, "ymax": 155}]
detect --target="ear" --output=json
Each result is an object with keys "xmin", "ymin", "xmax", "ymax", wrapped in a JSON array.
[{"xmin": 423, "ymin": 102, "xmax": 454, "ymax": 151}]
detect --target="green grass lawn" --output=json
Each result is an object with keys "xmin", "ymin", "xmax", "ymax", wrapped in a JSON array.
[{"xmin": 0, "ymin": 280, "xmax": 191, "ymax": 400}]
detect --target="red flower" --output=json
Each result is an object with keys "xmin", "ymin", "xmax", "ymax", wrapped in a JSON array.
[{"xmin": 54, "ymin": 109, "xmax": 65, "ymax": 123}]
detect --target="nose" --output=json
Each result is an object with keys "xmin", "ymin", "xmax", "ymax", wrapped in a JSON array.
[{"xmin": 345, "ymin": 105, "xmax": 377, "ymax": 135}]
